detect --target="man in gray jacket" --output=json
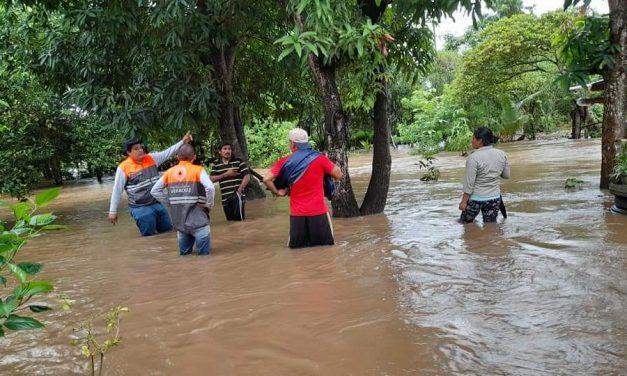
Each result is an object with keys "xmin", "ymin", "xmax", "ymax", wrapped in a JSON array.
[
  {"xmin": 108, "ymin": 131, "xmax": 193, "ymax": 236},
  {"xmin": 151, "ymin": 144, "xmax": 215, "ymax": 255}
]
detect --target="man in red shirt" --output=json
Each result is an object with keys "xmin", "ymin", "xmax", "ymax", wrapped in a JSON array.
[{"xmin": 263, "ymin": 128, "xmax": 342, "ymax": 249}]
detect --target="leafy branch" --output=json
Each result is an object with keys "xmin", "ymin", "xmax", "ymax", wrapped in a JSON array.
[{"xmin": 0, "ymin": 187, "xmax": 65, "ymax": 337}]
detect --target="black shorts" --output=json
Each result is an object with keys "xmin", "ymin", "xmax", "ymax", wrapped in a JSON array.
[{"xmin": 289, "ymin": 213, "xmax": 334, "ymax": 249}]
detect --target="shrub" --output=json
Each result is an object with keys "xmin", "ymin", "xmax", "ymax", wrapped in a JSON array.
[{"xmin": 0, "ymin": 187, "xmax": 64, "ymax": 337}]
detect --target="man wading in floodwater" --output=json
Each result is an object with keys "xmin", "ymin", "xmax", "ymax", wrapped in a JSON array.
[
  {"xmin": 151, "ymin": 144, "xmax": 215, "ymax": 255},
  {"xmin": 263, "ymin": 128, "xmax": 342, "ymax": 249},
  {"xmin": 210, "ymin": 142, "xmax": 250, "ymax": 221},
  {"xmin": 108, "ymin": 132, "xmax": 193, "ymax": 236}
]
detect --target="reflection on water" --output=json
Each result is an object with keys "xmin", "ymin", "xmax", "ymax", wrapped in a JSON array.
[{"xmin": 1, "ymin": 139, "xmax": 626, "ymax": 375}]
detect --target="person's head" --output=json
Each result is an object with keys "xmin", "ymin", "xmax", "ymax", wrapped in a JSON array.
[
  {"xmin": 177, "ymin": 143, "xmax": 196, "ymax": 162},
  {"xmin": 124, "ymin": 138, "xmax": 145, "ymax": 162},
  {"xmin": 288, "ymin": 128, "xmax": 311, "ymax": 152},
  {"xmin": 217, "ymin": 142, "xmax": 233, "ymax": 160},
  {"xmin": 472, "ymin": 127, "xmax": 495, "ymax": 149}
]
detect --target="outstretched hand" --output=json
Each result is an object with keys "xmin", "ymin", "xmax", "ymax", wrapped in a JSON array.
[
  {"xmin": 182, "ymin": 131, "xmax": 193, "ymax": 144},
  {"xmin": 108, "ymin": 213, "xmax": 118, "ymax": 225}
]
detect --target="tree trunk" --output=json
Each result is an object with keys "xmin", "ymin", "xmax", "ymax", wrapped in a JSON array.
[
  {"xmin": 232, "ymin": 104, "xmax": 265, "ymax": 199},
  {"xmin": 307, "ymin": 56, "xmax": 360, "ymax": 217},
  {"xmin": 211, "ymin": 45, "xmax": 241, "ymax": 154},
  {"xmin": 50, "ymin": 156, "xmax": 63, "ymax": 185},
  {"xmin": 233, "ymin": 105, "xmax": 249, "ymax": 160},
  {"xmin": 600, "ymin": 69, "xmax": 625, "ymax": 188},
  {"xmin": 209, "ymin": 45, "xmax": 266, "ymax": 200},
  {"xmin": 360, "ymin": 78, "xmax": 391, "ymax": 215},
  {"xmin": 358, "ymin": 0, "xmax": 393, "ymax": 215},
  {"xmin": 600, "ymin": 0, "xmax": 626, "ymax": 189}
]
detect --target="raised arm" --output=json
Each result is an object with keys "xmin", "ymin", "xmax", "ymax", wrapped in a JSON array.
[
  {"xmin": 150, "ymin": 131, "xmax": 193, "ymax": 166},
  {"xmin": 150, "ymin": 140, "xmax": 184, "ymax": 166}
]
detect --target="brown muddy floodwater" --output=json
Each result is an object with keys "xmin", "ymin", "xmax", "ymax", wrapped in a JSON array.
[{"xmin": 1, "ymin": 139, "xmax": 626, "ymax": 375}]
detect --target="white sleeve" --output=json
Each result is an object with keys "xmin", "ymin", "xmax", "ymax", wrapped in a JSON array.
[
  {"xmin": 150, "ymin": 176, "xmax": 168, "ymax": 206},
  {"xmin": 150, "ymin": 140, "xmax": 184, "ymax": 166},
  {"xmin": 199, "ymin": 170, "xmax": 215, "ymax": 209},
  {"xmin": 108, "ymin": 167, "xmax": 127, "ymax": 214}
]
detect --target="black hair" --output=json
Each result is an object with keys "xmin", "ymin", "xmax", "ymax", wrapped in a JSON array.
[
  {"xmin": 217, "ymin": 141, "xmax": 232, "ymax": 151},
  {"xmin": 473, "ymin": 127, "xmax": 498, "ymax": 146},
  {"xmin": 123, "ymin": 138, "xmax": 142, "ymax": 154}
]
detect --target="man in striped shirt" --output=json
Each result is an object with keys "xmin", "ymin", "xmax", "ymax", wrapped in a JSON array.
[{"xmin": 210, "ymin": 142, "xmax": 250, "ymax": 221}]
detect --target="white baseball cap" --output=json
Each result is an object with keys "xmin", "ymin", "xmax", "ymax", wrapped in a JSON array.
[{"xmin": 288, "ymin": 128, "xmax": 309, "ymax": 144}]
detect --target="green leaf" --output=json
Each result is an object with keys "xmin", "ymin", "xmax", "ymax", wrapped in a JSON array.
[
  {"xmin": 3, "ymin": 315, "xmax": 44, "ymax": 331},
  {"xmin": 12, "ymin": 203, "xmax": 31, "ymax": 221},
  {"xmin": 7, "ymin": 263, "xmax": 27, "ymax": 283},
  {"xmin": 357, "ymin": 39, "xmax": 364, "ymax": 57},
  {"xmin": 41, "ymin": 224, "xmax": 67, "ymax": 231},
  {"xmin": 34, "ymin": 187, "xmax": 61, "ymax": 208},
  {"xmin": 277, "ymin": 46, "xmax": 294, "ymax": 62},
  {"xmin": 0, "ymin": 239, "xmax": 20, "ymax": 255},
  {"xmin": 29, "ymin": 305, "xmax": 52, "ymax": 313},
  {"xmin": 0, "ymin": 326, "xmax": 4, "ymax": 337},
  {"xmin": 0, "ymin": 299, "xmax": 17, "ymax": 317},
  {"xmin": 296, "ymin": 0, "xmax": 309, "ymax": 14},
  {"xmin": 14, "ymin": 281, "xmax": 54, "ymax": 298},
  {"xmin": 0, "ymin": 99, "xmax": 9, "ymax": 109},
  {"xmin": 17, "ymin": 262, "xmax": 42, "ymax": 275},
  {"xmin": 29, "ymin": 214, "xmax": 56, "ymax": 227},
  {"xmin": 274, "ymin": 35, "xmax": 293, "ymax": 45},
  {"xmin": 304, "ymin": 42, "xmax": 318, "ymax": 55}
]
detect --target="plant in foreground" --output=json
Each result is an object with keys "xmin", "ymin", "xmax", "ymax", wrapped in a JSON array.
[
  {"xmin": 72, "ymin": 305, "xmax": 128, "ymax": 376},
  {"xmin": 0, "ymin": 187, "xmax": 64, "ymax": 336}
]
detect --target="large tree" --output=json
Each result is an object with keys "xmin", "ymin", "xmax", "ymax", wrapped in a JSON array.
[
  {"xmin": 449, "ymin": 11, "xmax": 575, "ymax": 139},
  {"xmin": 452, "ymin": 12, "xmax": 570, "ymax": 103},
  {"xmin": 29, "ymin": 0, "xmax": 300, "ymax": 198},
  {"xmin": 0, "ymin": 5, "xmax": 122, "ymax": 197},
  {"xmin": 561, "ymin": 0, "xmax": 626, "ymax": 188},
  {"xmin": 278, "ymin": 0, "xmax": 491, "ymax": 217}
]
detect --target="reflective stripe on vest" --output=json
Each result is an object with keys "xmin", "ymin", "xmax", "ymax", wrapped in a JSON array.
[
  {"xmin": 163, "ymin": 162, "xmax": 209, "ymax": 232},
  {"xmin": 120, "ymin": 155, "xmax": 160, "ymax": 207}
]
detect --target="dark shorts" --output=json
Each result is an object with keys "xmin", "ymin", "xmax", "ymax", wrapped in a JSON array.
[
  {"xmin": 460, "ymin": 197, "xmax": 502, "ymax": 224},
  {"xmin": 289, "ymin": 213, "xmax": 334, "ymax": 249},
  {"xmin": 223, "ymin": 192, "xmax": 245, "ymax": 221}
]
